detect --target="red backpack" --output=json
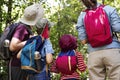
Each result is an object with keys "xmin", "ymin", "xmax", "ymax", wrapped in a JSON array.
[
  {"xmin": 84, "ymin": 5, "xmax": 112, "ymax": 47},
  {"xmin": 56, "ymin": 50, "xmax": 77, "ymax": 75}
]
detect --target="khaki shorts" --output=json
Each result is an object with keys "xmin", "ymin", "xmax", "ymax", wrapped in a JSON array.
[{"xmin": 87, "ymin": 49, "xmax": 120, "ymax": 80}]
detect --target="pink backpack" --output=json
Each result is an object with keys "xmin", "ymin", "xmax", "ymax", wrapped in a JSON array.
[
  {"xmin": 84, "ymin": 5, "xmax": 112, "ymax": 47},
  {"xmin": 56, "ymin": 50, "xmax": 77, "ymax": 75}
]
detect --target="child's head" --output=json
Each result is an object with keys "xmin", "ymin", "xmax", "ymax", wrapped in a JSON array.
[
  {"xmin": 59, "ymin": 34, "xmax": 77, "ymax": 52},
  {"xmin": 36, "ymin": 18, "xmax": 53, "ymax": 38}
]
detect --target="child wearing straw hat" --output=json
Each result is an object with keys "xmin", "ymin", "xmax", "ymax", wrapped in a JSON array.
[{"xmin": 26, "ymin": 18, "xmax": 54, "ymax": 80}]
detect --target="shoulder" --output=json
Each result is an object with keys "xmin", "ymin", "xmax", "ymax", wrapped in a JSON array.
[
  {"xmin": 104, "ymin": 5, "xmax": 115, "ymax": 9},
  {"xmin": 79, "ymin": 11, "xmax": 86, "ymax": 18},
  {"xmin": 96, "ymin": 2, "xmax": 115, "ymax": 10},
  {"xmin": 103, "ymin": 5, "xmax": 116, "ymax": 12},
  {"xmin": 44, "ymin": 38, "xmax": 51, "ymax": 44},
  {"xmin": 15, "ymin": 23, "xmax": 31, "ymax": 34},
  {"xmin": 16, "ymin": 24, "xmax": 28, "ymax": 30},
  {"xmin": 13, "ymin": 23, "xmax": 30, "ymax": 40},
  {"xmin": 42, "ymin": 38, "xmax": 54, "ymax": 53},
  {"xmin": 77, "ymin": 11, "xmax": 86, "ymax": 24}
]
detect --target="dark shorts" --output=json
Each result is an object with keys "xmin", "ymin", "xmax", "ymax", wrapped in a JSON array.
[
  {"xmin": 28, "ymin": 71, "xmax": 51, "ymax": 80},
  {"xmin": 11, "ymin": 67, "xmax": 28, "ymax": 80}
]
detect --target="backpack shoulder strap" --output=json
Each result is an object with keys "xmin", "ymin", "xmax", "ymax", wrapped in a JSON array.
[
  {"xmin": 35, "ymin": 36, "xmax": 45, "ymax": 51},
  {"xmin": 6, "ymin": 23, "xmax": 20, "ymax": 40},
  {"xmin": 21, "ymin": 23, "xmax": 33, "ymax": 35}
]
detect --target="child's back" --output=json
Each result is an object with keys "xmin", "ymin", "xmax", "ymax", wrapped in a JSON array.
[
  {"xmin": 50, "ymin": 34, "xmax": 86, "ymax": 80},
  {"xmin": 56, "ymin": 50, "xmax": 77, "ymax": 75}
]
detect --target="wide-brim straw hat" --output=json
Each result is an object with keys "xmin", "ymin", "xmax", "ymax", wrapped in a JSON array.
[{"xmin": 20, "ymin": 3, "xmax": 44, "ymax": 26}]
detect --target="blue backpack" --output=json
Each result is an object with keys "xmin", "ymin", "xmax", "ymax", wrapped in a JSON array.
[{"xmin": 20, "ymin": 36, "xmax": 45, "ymax": 74}]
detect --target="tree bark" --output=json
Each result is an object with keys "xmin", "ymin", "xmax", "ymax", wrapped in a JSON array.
[{"xmin": 6, "ymin": 0, "xmax": 13, "ymax": 26}]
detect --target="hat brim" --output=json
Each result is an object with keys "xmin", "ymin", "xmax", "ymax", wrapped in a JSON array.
[
  {"xmin": 20, "ymin": 4, "xmax": 44, "ymax": 26},
  {"xmin": 49, "ymin": 22, "xmax": 54, "ymax": 27},
  {"xmin": 20, "ymin": 17, "xmax": 37, "ymax": 26}
]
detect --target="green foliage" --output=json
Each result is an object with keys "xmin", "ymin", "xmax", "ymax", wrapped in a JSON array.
[
  {"xmin": 1, "ymin": 0, "xmax": 120, "ymax": 80},
  {"xmin": 0, "ymin": 60, "xmax": 8, "ymax": 80},
  {"xmin": 51, "ymin": 73, "xmax": 61, "ymax": 80}
]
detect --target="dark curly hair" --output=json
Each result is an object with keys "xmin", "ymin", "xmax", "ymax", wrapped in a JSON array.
[{"xmin": 59, "ymin": 34, "xmax": 78, "ymax": 52}]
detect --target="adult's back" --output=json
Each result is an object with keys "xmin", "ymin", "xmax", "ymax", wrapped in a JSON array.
[
  {"xmin": 10, "ymin": 23, "xmax": 32, "ymax": 67},
  {"xmin": 9, "ymin": 3, "xmax": 44, "ymax": 80},
  {"xmin": 0, "ymin": 23, "xmax": 20, "ymax": 60},
  {"xmin": 76, "ymin": 3, "xmax": 120, "ymax": 52},
  {"xmin": 84, "ymin": 5, "xmax": 112, "ymax": 47},
  {"xmin": 76, "ymin": 0, "xmax": 120, "ymax": 80},
  {"xmin": 9, "ymin": 23, "xmax": 32, "ymax": 80}
]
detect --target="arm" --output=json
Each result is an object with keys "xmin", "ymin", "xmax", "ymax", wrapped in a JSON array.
[
  {"xmin": 10, "ymin": 24, "xmax": 30, "ymax": 52},
  {"xmin": 46, "ymin": 53, "xmax": 53, "ymax": 64},
  {"xmin": 44, "ymin": 39, "xmax": 54, "ymax": 64},
  {"xmin": 76, "ymin": 12, "xmax": 87, "ymax": 44},
  {"xmin": 17, "ymin": 49, "xmax": 22, "ymax": 59},
  {"xmin": 105, "ymin": 5, "xmax": 120, "ymax": 32},
  {"xmin": 10, "ymin": 38, "xmax": 26, "ymax": 52},
  {"xmin": 76, "ymin": 51, "xmax": 87, "ymax": 72},
  {"xmin": 81, "ymin": 39, "xmax": 88, "ymax": 44},
  {"xmin": 50, "ymin": 59, "xmax": 59, "ymax": 73}
]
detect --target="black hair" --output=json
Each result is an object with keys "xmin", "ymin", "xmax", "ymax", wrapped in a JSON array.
[
  {"xmin": 81, "ymin": 0, "xmax": 97, "ymax": 9},
  {"xmin": 91, "ymin": 0, "xmax": 97, "ymax": 4}
]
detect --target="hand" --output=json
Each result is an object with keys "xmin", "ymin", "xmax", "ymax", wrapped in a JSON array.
[
  {"xmin": 29, "ymin": 34, "xmax": 35, "ymax": 38},
  {"xmin": 81, "ymin": 39, "xmax": 87, "ymax": 44},
  {"xmin": 17, "ymin": 49, "xmax": 22, "ymax": 59}
]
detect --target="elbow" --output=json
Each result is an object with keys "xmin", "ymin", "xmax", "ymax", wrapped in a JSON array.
[
  {"xmin": 46, "ymin": 54, "xmax": 53, "ymax": 64},
  {"xmin": 9, "ymin": 43, "xmax": 21, "ymax": 52},
  {"xmin": 47, "ymin": 60, "xmax": 53, "ymax": 64},
  {"xmin": 9, "ymin": 45, "xmax": 16, "ymax": 52},
  {"xmin": 46, "ymin": 59, "xmax": 53, "ymax": 64},
  {"xmin": 112, "ymin": 24, "xmax": 120, "ymax": 32}
]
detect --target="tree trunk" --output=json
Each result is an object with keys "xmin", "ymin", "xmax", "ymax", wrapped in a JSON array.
[
  {"xmin": 0, "ymin": 0, "xmax": 4, "ymax": 34},
  {"xmin": 6, "ymin": 0, "xmax": 13, "ymax": 26}
]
